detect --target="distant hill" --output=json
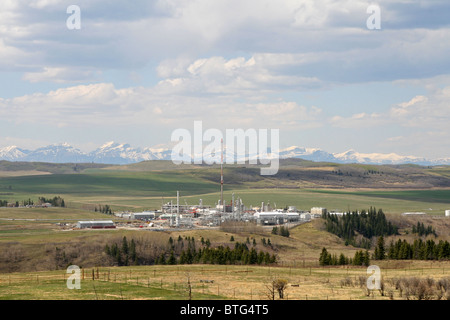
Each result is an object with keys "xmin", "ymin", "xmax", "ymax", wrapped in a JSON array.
[
  {"xmin": 101, "ymin": 158, "xmax": 450, "ymax": 189},
  {"xmin": 0, "ymin": 160, "xmax": 111, "ymax": 175}
]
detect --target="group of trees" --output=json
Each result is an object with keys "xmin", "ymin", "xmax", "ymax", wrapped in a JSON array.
[
  {"xmin": 104, "ymin": 236, "xmax": 138, "ymax": 266},
  {"xmin": 260, "ymin": 237, "xmax": 273, "ymax": 247},
  {"xmin": 94, "ymin": 204, "xmax": 113, "ymax": 214},
  {"xmin": 386, "ymin": 238, "xmax": 450, "ymax": 261},
  {"xmin": 319, "ymin": 247, "xmax": 370, "ymax": 266},
  {"xmin": 271, "ymin": 226, "xmax": 290, "ymax": 237},
  {"xmin": 0, "ymin": 200, "xmax": 11, "ymax": 207},
  {"xmin": 38, "ymin": 196, "xmax": 65, "ymax": 207},
  {"xmin": 0, "ymin": 196, "xmax": 65, "ymax": 207},
  {"xmin": 155, "ymin": 240, "xmax": 277, "ymax": 266},
  {"xmin": 105, "ymin": 235, "xmax": 277, "ymax": 267},
  {"xmin": 0, "ymin": 199, "xmax": 30, "ymax": 207},
  {"xmin": 412, "ymin": 222, "xmax": 437, "ymax": 237},
  {"xmin": 322, "ymin": 207, "xmax": 398, "ymax": 248}
]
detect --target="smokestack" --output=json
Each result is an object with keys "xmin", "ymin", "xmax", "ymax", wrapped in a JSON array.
[
  {"xmin": 221, "ymin": 138, "xmax": 224, "ymax": 213},
  {"xmin": 177, "ymin": 191, "xmax": 179, "ymax": 227}
]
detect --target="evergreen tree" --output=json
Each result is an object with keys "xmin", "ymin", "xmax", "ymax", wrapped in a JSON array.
[
  {"xmin": 122, "ymin": 236, "xmax": 129, "ymax": 255},
  {"xmin": 130, "ymin": 239, "xmax": 137, "ymax": 265},
  {"xmin": 375, "ymin": 236, "xmax": 386, "ymax": 260},
  {"xmin": 319, "ymin": 248, "xmax": 331, "ymax": 266},
  {"xmin": 167, "ymin": 250, "xmax": 176, "ymax": 265},
  {"xmin": 338, "ymin": 253, "xmax": 347, "ymax": 265}
]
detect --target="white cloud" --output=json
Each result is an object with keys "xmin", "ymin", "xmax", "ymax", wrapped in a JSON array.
[
  {"xmin": 2, "ymin": 0, "xmax": 450, "ymax": 84},
  {"xmin": 156, "ymin": 54, "xmax": 322, "ymax": 95},
  {"xmin": 22, "ymin": 67, "xmax": 102, "ymax": 83},
  {"xmin": 328, "ymin": 86, "xmax": 450, "ymax": 131},
  {"xmin": 0, "ymin": 79, "xmax": 323, "ymax": 132}
]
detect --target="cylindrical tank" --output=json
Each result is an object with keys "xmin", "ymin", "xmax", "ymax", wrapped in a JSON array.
[{"xmin": 446, "ymin": 210, "xmax": 450, "ymax": 217}]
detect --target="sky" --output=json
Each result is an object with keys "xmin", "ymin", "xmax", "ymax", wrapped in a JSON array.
[{"xmin": 1, "ymin": 0, "xmax": 450, "ymax": 158}]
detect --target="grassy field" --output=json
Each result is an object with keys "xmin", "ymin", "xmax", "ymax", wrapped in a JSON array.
[
  {"xmin": 1, "ymin": 160, "xmax": 450, "ymax": 300},
  {"xmin": 1, "ymin": 161, "xmax": 450, "ymax": 213},
  {"xmin": 2, "ymin": 262, "xmax": 450, "ymax": 300},
  {"xmin": 1, "ymin": 213, "xmax": 450, "ymax": 300},
  {"xmin": 310, "ymin": 189, "xmax": 450, "ymax": 204}
]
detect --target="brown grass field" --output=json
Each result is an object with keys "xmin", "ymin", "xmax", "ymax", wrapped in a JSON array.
[
  {"xmin": 1, "ymin": 261, "xmax": 450, "ymax": 300},
  {"xmin": 1, "ymin": 218, "xmax": 450, "ymax": 300}
]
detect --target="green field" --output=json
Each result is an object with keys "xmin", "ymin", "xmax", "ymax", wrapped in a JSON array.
[
  {"xmin": 1, "ymin": 167, "xmax": 450, "ymax": 214},
  {"xmin": 310, "ymin": 189, "xmax": 450, "ymax": 204}
]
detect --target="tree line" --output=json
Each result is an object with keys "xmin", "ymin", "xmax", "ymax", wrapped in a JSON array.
[
  {"xmin": 156, "ymin": 237, "xmax": 277, "ymax": 266},
  {"xmin": 95, "ymin": 204, "xmax": 113, "ymax": 214},
  {"xmin": 386, "ymin": 238, "xmax": 450, "ymax": 260},
  {"xmin": 104, "ymin": 236, "xmax": 138, "ymax": 266},
  {"xmin": 38, "ymin": 196, "xmax": 65, "ymax": 207},
  {"xmin": 271, "ymin": 226, "xmax": 290, "ymax": 237},
  {"xmin": 319, "ymin": 247, "xmax": 370, "ymax": 266},
  {"xmin": 105, "ymin": 235, "xmax": 277, "ymax": 267},
  {"xmin": 411, "ymin": 222, "xmax": 437, "ymax": 237},
  {"xmin": 322, "ymin": 207, "xmax": 398, "ymax": 248},
  {"xmin": 0, "ymin": 196, "xmax": 65, "ymax": 207}
]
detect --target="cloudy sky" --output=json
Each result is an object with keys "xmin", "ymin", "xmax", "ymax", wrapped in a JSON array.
[{"xmin": 1, "ymin": 0, "xmax": 450, "ymax": 158}]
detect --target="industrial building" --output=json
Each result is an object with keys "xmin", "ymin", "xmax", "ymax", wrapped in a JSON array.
[
  {"xmin": 300, "ymin": 213, "xmax": 311, "ymax": 221},
  {"xmin": 254, "ymin": 211, "xmax": 300, "ymax": 225},
  {"xmin": 131, "ymin": 211, "xmax": 156, "ymax": 221},
  {"xmin": 401, "ymin": 212, "xmax": 427, "ymax": 216},
  {"xmin": 77, "ymin": 220, "xmax": 115, "ymax": 229},
  {"xmin": 311, "ymin": 207, "xmax": 327, "ymax": 216}
]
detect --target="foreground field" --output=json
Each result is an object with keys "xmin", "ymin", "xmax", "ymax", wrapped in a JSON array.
[{"xmin": 2, "ymin": 262, "xmax": 450, "ymax": 300}]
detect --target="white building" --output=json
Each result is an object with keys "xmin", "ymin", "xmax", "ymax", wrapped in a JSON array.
[
  {"xmin": 328, "ymin": 212, "xmax": 345, "ymax": 216},
  {"xmin": 286, "ymin": 212, "xmax": 300, "ymax": 222},
  {"xmin": 311, "ymin": 207, "xmax": 327, "ymax": 215},
  {"xmin": 300, "ymin": 213, "xmax": 311, "ymax": 221},
  {"xmin": 401, "ymin": 212, "xmax": 427, "ymax": 216},
  {"xmin": 254, "ymin": 212, "xmax": 285, "ymax": 225},
  {"xmin": 445, "ymin": 210, "xmax": 450, "ymax": 217},
  {"xmin": 131, "ymin": 211, "xmax": 156, "ymax": 221}
]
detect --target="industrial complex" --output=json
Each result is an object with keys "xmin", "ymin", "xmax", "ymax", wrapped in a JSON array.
[{"xmin": 74, "ymin": 147, "xmax": 450, "ymax": 231}]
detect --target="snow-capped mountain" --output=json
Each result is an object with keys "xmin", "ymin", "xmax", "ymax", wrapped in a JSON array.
[
  {"xmin": 0, "ymin": 146, "xmax": 29, "ymax": 161},
  {"xmin": 0, "ymin": 142, "xmax": 449, "ymax": 166},
  {"xmin": 279, "ymin": 146, "xmax": 339, "ymax": 162},
  {"xmin": 333, "ymin": 149, "xmax": 428, "ymax": 165},
  {"xmin": 89, "ymin": 142, "xmax": 157, "ymax": 164},
  {"xmin": 21, "ymin": 143, "xmax": 90, "ymax": 163}
]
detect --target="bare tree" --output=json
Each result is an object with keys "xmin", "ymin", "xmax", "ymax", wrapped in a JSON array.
[
  {"xmin": 264, "ymin": 277, "xmax": 288, "ymax": 300},
  {"xmin": 274, "ymin": 279, "xmax": 288, "ymax": 299}
]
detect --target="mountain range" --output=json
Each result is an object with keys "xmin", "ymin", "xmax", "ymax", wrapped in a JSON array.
[{"xmin": 0, "ymin": 142, "xmax": 449, "ymax": 166}]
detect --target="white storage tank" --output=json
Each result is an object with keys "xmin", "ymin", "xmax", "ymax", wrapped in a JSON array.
[{"xmin": 445, "ymin": 210, "xmax": 450, "ymax": 217}]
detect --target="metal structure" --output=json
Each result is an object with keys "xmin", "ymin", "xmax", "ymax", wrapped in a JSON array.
[
  {"xmin": 220, "ymin": 138, "xmax": 224, "ymax": 214},
  {"xmin": 77, "ymin": 220, "xmax": 115, "ymax": 229}
]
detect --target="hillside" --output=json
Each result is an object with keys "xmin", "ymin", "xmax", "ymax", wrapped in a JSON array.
[{"xmin": 110, "ymin": 159, "xmax": 450, "ymax": 189}]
